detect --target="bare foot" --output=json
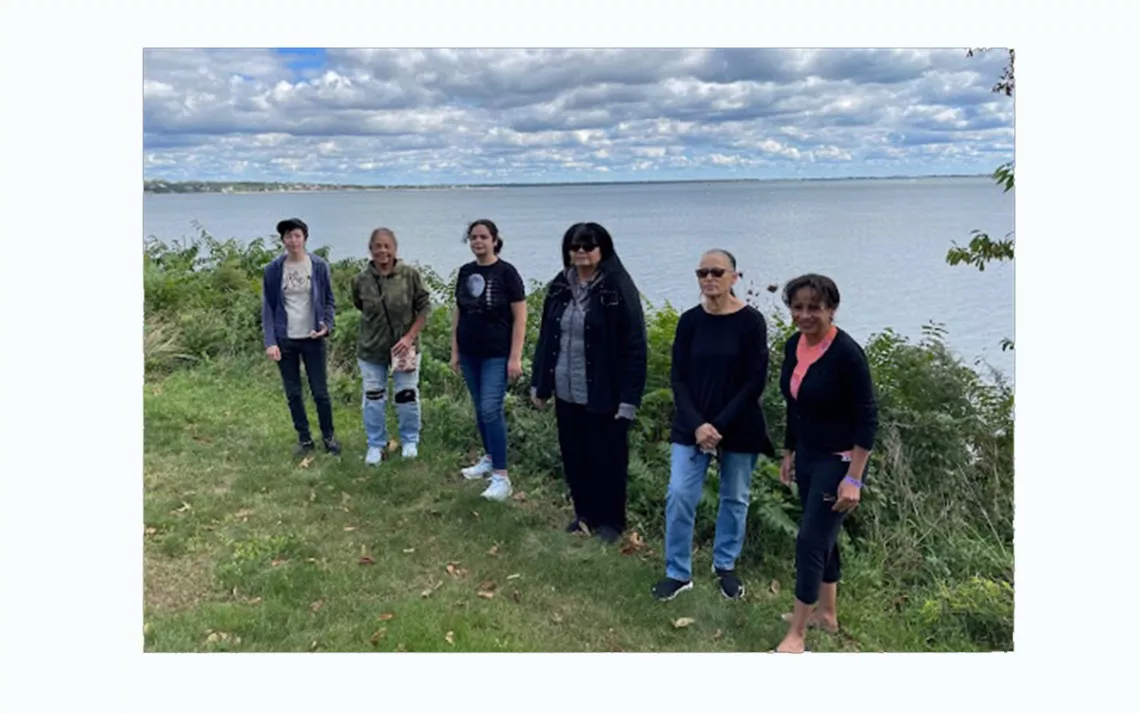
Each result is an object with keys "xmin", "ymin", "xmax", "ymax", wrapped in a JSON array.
[
  {"xmin": 781, "ymin": 611, "xmax": 839, "ymax": 633},
  {"xmin": 774, "ymin": 632, "xmax": 808, "ymax": 653}
]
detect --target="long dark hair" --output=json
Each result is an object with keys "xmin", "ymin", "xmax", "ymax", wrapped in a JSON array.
[
  {"xmin": 465, "ymin": 219, "xmax": 503, "ymax": 255},
  {"xmin": 560, "ymin": 222, "xmax": 616, "ymax": 268}
]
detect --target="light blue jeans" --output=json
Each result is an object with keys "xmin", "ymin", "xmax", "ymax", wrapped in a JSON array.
[
  {"xmin": 665, "ymin": 443, "xmax": 758, "ymax": 581},
  {"xmin": 358, "ymin": 355, "xmax": 421, "ymax": 448}
]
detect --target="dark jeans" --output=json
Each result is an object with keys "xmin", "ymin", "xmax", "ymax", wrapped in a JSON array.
[
  {"xmin": 458, "ymin": 354, "xmax": 509, "ymax": 470},
  {"xmin": 277, "ymin": 337, "xmax": 335, "ymax": 442},
  {"xmin": 793, "ymin": 450, "xmax": 861, "ymax": 604},
  {"xmin": 555, "ymin": 398, "xmax": 631, "ymax": 533}
]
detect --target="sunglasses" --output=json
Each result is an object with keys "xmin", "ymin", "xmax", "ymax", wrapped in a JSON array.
[
  {"xmin": 568, "ymin": 242, "xmax": 598, "ymax": 253},
  {"xmin": 695, "ymin": 268, "xmax": 730, "ymax": 278}
]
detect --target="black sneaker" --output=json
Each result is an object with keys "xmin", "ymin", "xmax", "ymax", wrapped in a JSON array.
[
  {"xmin": 652, "ymin": 577, "xmax": 694, "ymax": 602},
  {"xmin": 594, "ymin": 525, "xmax": 621, "ymax": 544},
  {"xmin": 323, "ymin": 436, "xmax": 341, "ymax": 455},
  {"xmin": 566, "ymin": 518, "xmax": 590, "ymax": 534},
  {"xmin": 714, "ymin": 567, "xmax": 744, "ymax": 600},
  {"xmin": 293, "ymin": 439, "xmax": 315, "ymax": 457}
]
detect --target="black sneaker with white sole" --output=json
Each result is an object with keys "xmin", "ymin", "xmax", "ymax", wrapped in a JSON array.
[
  {"xmin": 293, "ymin": 439, "xmax": 315, "ymax": 457},
  {"xmin": 713, "ymin": 567, "xmax": 744, "ymax": 600},
  {"xmin": 652, "ymin": 577, "xmax": 694, "ymax": 601}
]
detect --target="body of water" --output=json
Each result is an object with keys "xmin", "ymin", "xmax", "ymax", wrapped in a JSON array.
[{"xmin": 143, "ymin": 177, "xmax": 1015, "ymax": 379}]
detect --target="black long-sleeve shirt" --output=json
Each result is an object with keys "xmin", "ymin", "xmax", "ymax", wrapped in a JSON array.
[
  {"xmin": 670, "ymin": 305, "xmax": 775, "ymax": 456},
  {"xmin": 779, "ymin": 328, "xmax": 878, "ymax": 454}
]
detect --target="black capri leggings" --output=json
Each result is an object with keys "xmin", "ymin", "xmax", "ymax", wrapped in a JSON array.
[{"xmin": 793, "ymin": 449, "xmax": 863, "ymax": 605}]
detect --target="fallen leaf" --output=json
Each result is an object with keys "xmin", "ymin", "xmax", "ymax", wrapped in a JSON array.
[
  {"xmin": 769, "ymin": 579, "xmax": 781, "ymax": 596},
  {"xmin": 309, "ymin": 490, "xmax": 316, "ymax": 502},
  {"xmin": 445, "ymin": 631, "xmax": 455, "ymax": 646},
  {"xmin": 713, "ymin": 629, "xmax": 723, "ymax": 641},
  {"xmin": 171, "ymin": 501, "xmax": 192, "ymax": 514},
  {"xmin": 378, "ymin": 612, "xmax": 395, "ymax": 621},
  {"xmin": 471, "ymin": 510, "xmax": 480, "ymax": 518},
  {"xmin": 307, "ymin": 557, "xmax": 319, "ymax": 564},
  {"xmin": 402, "ymin": 548, "xmax": 415, "ymax": 554},
  {"xmin": 506, "ymin": 573, "xmax": 521, "ymax": 580},
  {"xmin": 298, "ymin": 455, "xmax": 314, "ymax": 469},
  {"xmin": 143, "ymin": 622, "xmax": 151, "ymax": 636},
  {"xmin": 248, "ymin": 597, "xmax": 262, "ymax": 605},
  {"xmin": 234, "ymin": 509, "xmax": 253, "ymax": 520},
  {"xmin": 510, "ymin": 491, "xmax": 528, "ymax": 502},
  {"xmin": 477, "ymin": 591, "xmax": 495, "ymax": 600},
  {"xmin": 477, "ymin": 580, "xmax": 497, "ymax": 599},
  {"xmin": 388, "ymin": 439, "xmax": 400, "ymax": 452},
  {"xmin": 512, "ymin": 590, "xmax": 521, "ymax": 603},
  {"xmin": 205, "ymin": 631, "xmax": 233, "ymax": 644},
  {"xmin": 551, "ymin": 613, "xmax": 563, "ymax": 624},
  {"xmin": 271, "ymin": 558, "xmax": 288, "ymax": 566},
  {"xmin": 396, "ymin": 643, "xmax": 406, "ymax": 652},
  {"xmin": 672, "ymin": 617, "xmax": 697, "ymax": 629},
  {"xmin": 620, "ymin": 530, "xmax": 646, "ymax": 555},
  {"xmin": 310, "ymin": 640, "xmax": 319, "ymax": 651},
  {"xmin": 487, "ymin": 544, "xmax": 499, "ymax": 556},
  {"xmin": 343, "ymin": 526, "xmax": 356, "ymax": 532},
  {"xmin": 370, "ymin": 629, "xmax": 387, "ymax": 645},
  {"xmin": 144, "ymin": 527, "xmax": 158, "ymax": 536},
  {"xmin": 359, "ymin": 555, "xmax": 376, "ymax": 565},
  {"xmin": 309, "ymin": 600, "xmax": 324, "ymax": 613},
  {"xmin": 445, "ymin": 562, "xmax": 467, "ymax": 578}
]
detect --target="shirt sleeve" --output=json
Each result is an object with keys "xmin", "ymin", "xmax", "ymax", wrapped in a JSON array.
[
  {"xmin": 670, "ymin": 312, "xmax": 704, "ymax": 437},
  {"xmin": 846, "ymin": 339, "xmax": 879, "ymax": 451},
  {"xmin": 506, "ymin": 264, "xmax": 526, "ymax": 303},
  {"xmin": 782, "ymin": 337, "xmax": 797, "ymax": 452},
  {"xmin": 710, "ymin": 310, "xmax": 769, "ymax": 434}
]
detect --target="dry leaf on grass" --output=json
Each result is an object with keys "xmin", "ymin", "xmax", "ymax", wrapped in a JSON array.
[
  {"xmin": 445, "ymin": 631, "xmax": 455, "ymax": 646},
  {"xmin": 769, "ymin": 579, "xmax": 781, "ymax": 596},
  {"xmin": 144, "ymin": 527, "xmax": 158, "ymax": 536},
  {"xmin": 298, "ymin": 455, "xmax": 314, "ymax": 469},
  {"xmin": 620, "ymin": 530, "xmax": 646, "ymax": 555},
  {"xmin": 170, "ymin": 501, "xmax": 192, "ymax": 515},
  {"xmin": 672, "ymin": 617, "xmax": 697, "ymax": 629},
  {"xmin": 551, "ymin": 613, "xmax": 563, "ymax": 624},
  {"xmin": 510, "ymin": 491, "xmax": 528, "ymax": 502},
  {"xmin": 477, "ymin": 580, "xmax": 497, "ymax": 599},
  {"xmin": 378, "ymin": 612, "xmax": 395, "ymax": 621},
  {"xmin": 712, "ymin": 629, "xmax": 723, "ymax": 641},
  {"xmin": 309, "ymin": 600, "xmax": 324, "ymax": 613},
  {"xmin": 512, "ymin": 590, "xmax": 521, "ymax": 603},
  {"xmin": 343, "ymin": 526, "xmax": 356, "ymax": 532},
  {"xmin": 370, "ymin": 629, "xmax": 387, "ymax": 645},
  {"xmin": 310, "ymin": 640, "xmax": 320, "ymax": 651},
  {"xmin": 471, "ymin": 510, "xmax": 480, "ymax": 519},
  {"xmin": 487, "ymin": 544, "xmax": 499, "ymax": 556},
  {"xmin": 506, "ymin": 573, "xmax": 521, "ymax": 580},
  {"xmin": 143, "ymin": 622, "xmax": 151, "ymax": 636},
  {"xmin": 205, "ymin": 631, "xmax": 241, "ymax": 645},
  {"xmin": 309, "ymin": 490, "xmax": 317, "ymax": 502},
  {"xmin": 402, "ymin": 548, "xmax": 415, "ymax": 554},
  {"xmin": 248, "ymin": 597, "xmax": 262, "ymax": 605},
  {"xmin": 359, "ymin": 555, "xmax": 376, "ymax": 565},
  {"xmin": 271, "ymin": 558, "xmax": 288, "ymax": 567},
  {"xmin": 445, "ymin": 562, "xmax": 468, "ymax": 578},
  {"xmin": 387, "ymin": 439, "xmax": 400, "ymax": 452}
]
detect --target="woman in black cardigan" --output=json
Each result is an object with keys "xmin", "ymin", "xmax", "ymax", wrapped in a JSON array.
[
  {"xmin": 530, "ymin": 222, "xmax": 648, "ymax": 544},
  {"xmin": 774, "ymin": 273, "xmax": 878, "ymax": 654}
]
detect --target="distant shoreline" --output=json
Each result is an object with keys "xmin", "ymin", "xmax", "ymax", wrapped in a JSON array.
[{"xmin": 143, "ymin": 174, "xmax": 990, "ymax": 195}]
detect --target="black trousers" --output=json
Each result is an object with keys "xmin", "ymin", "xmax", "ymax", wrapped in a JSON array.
[
  {"xmin": 277, "ymin": 337, "xmax": 335, "ymax": 442},
  {"xmin": 793, "ymin": 450, "xmax": 858, "ymax": 605},
  {"xmin": 555, "ymin": 398, "xmax": 631, "ymax": 533}
]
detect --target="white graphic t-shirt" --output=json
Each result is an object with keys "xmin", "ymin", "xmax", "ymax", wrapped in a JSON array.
[{"xmin": 283, "ymin": 255, "xmax": 314, "ymax": 339}]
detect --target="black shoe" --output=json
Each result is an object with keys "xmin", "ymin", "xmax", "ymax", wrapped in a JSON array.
[
  {"xmin": 714, "ymin": 567, "xmax": 745, "ymax": 600},
  {"xmin": 293, "ymin": 439, "xmax": 315, "ymax": 457},
  {"xmin": 594, "ymin": 525, "xmax": 621, "ymax": 544},
  {"xmin": 652, "ymin": 577, "xmax": 694, "ymax": 602},
  {"xmin": 323, "ymin": 436, "xmax": 341, "ymax": 455},
  {"xmin": 566, "ymin": 518, "xmax": 590, "ymax": 534}
]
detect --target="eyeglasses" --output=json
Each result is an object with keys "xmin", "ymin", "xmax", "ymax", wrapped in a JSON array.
[
  {"xmin": 568, "ymin": 242, "xmax": 598, "ymax": 253},
  {"xmin": 695, "ymin": 268, "xmax": 729, "ymax": 278}
]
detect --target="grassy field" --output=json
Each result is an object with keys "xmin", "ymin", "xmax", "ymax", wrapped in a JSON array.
[{"xmin": 143, "ymin": 361, "xmax": 872, "ymax": 653}]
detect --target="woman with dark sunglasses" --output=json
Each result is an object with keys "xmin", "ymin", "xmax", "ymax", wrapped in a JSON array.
[
  {"xmin": 652, "ymin": 249, "xmax": 774, "ymax": 602},
  {"xmin": 773, "ymin": 273, "xmax": 878, "ymax": 653},
  {"xmin": 530, "ymin": 222, "xmax": 648, "ymax": 543}
]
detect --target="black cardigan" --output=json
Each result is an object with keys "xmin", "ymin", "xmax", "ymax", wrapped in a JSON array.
[
  {"xmin": 779, "ymin": 328, "xmax": 878, "ymax": 455},
  {"xmin": 531, "ymin": 256, "xmax": 648, "ymax": 415}
]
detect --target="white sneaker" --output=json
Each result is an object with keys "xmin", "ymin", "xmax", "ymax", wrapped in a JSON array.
[
  {"xmin": 402, "ymin": 443, "xmax": 419, "ymax": 459},
  {"xmin": 365, "ymin": 447, "xmax": 382, "ymax": 466},
  {"xmin": 481, "ymin": 475, "xmax": 512, "ymax": 502},
  {"xmin": 462, "ymin": 456, "xmax": 494, "ymax": 480}
]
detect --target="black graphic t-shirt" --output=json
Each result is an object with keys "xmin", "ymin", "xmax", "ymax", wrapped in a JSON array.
[{"xmin": 455, "ymin": 259, "xmax": 527, "ymax": 358}]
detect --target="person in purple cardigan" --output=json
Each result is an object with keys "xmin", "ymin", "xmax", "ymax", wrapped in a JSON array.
[{"xmin": 261, "ymin": 217, "xmax": 340, "ymax": 457}]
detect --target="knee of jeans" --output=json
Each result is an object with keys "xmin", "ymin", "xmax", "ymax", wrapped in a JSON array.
[
  {"xmin": 365, "ymin": 389, "xmax": 385, "ymax": 401},
  {"xmin": 394, "ymin": 388, "xmax": 417, "ymax": 404},
  {"xmin": 477, "ymin": 402, "xmax": 503, "ymax": 423}
]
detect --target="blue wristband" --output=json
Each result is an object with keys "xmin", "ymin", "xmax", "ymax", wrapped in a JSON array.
[{"xmin": 844, "ymin": 475, "xmax": 863, "ymax": 489}]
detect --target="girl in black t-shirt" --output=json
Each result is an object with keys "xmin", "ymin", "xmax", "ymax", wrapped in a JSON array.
[{"xmin": 450, "ymin": 219, "xmax": 528, "ymax": 502}]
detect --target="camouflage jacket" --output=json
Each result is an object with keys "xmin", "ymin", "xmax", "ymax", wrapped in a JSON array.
[{"xmin": 351, "ymin": 260, "xmax": 432, "ymax": 364}]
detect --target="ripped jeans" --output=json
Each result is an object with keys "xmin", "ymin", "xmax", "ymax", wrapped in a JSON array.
[{"xmin": 358, "ymin": 355, "xmax": 422, "ymax": 448}]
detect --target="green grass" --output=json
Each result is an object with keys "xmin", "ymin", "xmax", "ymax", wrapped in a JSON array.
[{"xmin": 144, "ymin": 360, "xmax": 1000, "ymax": 653}]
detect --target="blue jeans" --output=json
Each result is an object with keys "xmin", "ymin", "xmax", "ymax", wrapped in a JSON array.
[
  {"xmin": 458, "ymin": 354, "xmax": 509, "ymax": 470},
  {"xmin": 665, "ymin": 443, "xmax": 758, "ymax": 581},
  {"xmin": 358, "ymin": 356, "xmax": 421, "ymax": 448}
]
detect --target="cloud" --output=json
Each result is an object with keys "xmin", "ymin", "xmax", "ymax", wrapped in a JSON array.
[{"xmin": 142, "ymin": 48, "xmax": 1014, "ymax": 184}]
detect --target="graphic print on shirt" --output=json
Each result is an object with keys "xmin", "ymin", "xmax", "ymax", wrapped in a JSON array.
[
  {"xmin": 466, "ymin": 273, "xmax": 487, "ymax": 302},
  {"xmin": 283, "ymin": 264, "xmax": 311, "ymax": 293}
]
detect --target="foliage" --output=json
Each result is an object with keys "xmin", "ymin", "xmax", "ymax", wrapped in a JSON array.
[{"xmin": 143, "ymin": 233, "xmax": 1014, "ymax": 650}]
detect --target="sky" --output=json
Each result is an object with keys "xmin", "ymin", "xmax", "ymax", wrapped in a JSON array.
[{"xmin": 142, "ymin": 48, "xmax": 1015, "ymax": 185}]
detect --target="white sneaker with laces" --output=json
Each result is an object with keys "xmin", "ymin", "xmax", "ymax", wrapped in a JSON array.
[
  {"xmin": 365, "ymin": 447, "xmax": 382, "ymax": 466},
  {"xmin": 402, "ymin": 443, "xmax": 419, "ymax": 459},
  {"xmin": 462, "ymin": 456, "xmax": 494, "ymax": 479},
  {"xmin": 481, "ymin": 475, "xmax": 512, "ymax": 502}
]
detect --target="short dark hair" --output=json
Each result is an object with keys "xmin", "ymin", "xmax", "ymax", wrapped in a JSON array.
[
  {"xmin": 466, "ymin": 219, "xmax": 503, "ymax": 255},
  {"xmin": 276, "ymin": 217, "xmax": 309, "ymax": 240},
  {"xmin": 704, "ymin": 248, "xmax": 737, "ymax": 269},
  {"xmin": 782, "ymin": 273, "xmax": 840, "ymax": 310},
  {"xmin": 560, "ymin": 222, "xmax": 615, "ymax": 268}
]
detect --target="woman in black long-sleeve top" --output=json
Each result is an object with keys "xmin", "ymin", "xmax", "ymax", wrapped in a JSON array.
[
  {"xmin": 530, "ymin": 222, "xmax": 648, "ymax": 544},
  {"xmin": 774, "ymin": 273, "xmax": 878, "ymax": 654}
]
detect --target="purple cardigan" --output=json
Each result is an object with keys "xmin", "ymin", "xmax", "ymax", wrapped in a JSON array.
[{"xmin": 261, "ymin": 253, "xmax": 336, "ymax": 348}]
